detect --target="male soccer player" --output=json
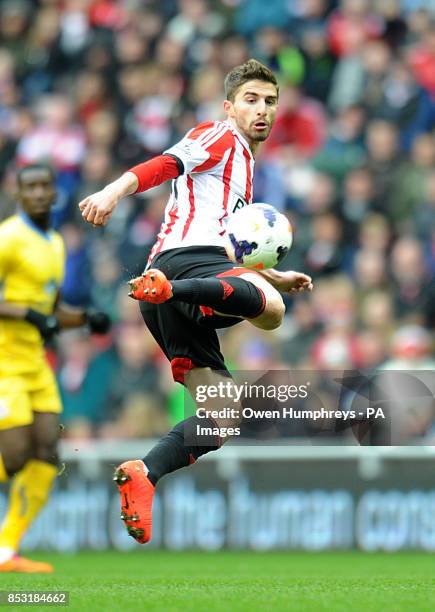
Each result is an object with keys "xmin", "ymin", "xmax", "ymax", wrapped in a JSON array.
[
  {"xmin": 0, "ymin": 164, "xmax": 110, "ymax": 572},
  {"xmin": 79, "ymin": 59, "xmax": 313, "ymax": 544}
]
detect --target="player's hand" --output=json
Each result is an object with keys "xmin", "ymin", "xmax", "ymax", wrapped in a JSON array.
[
  {"xmin": 24, "ymin": 309, "xmax": 60, "ymax": 340},
  {"xmin": 85, "ymin": 309, "xmax": 111, "ymax": 334},
  {"xmin": 274, "ymin": 271, "xmax": 313, "ymax": 294},
  {"xmin": 78, "ymin": 188, "xmax": 119, "ymax": 226}
]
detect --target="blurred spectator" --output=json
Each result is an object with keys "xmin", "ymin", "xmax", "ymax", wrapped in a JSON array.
[
  {"xmin": 75, "ymin": 70, "xmax": 108, "ymax": 123},
  {"xmin": 281, "ymin": 298, "xmax": 324, "ymax": 366},
  {"xmin": 0, "ymin": 0, "xmax": 32, "ymax": 76},
  {"xmin": 358, "ymin": 213, "xmax": 391, "ymax": 252},
  {"xmin": 61, "ymin": 224, "xmax": 92, "ymax": 307},
  {"xmin": 58, "ymin": 330, "xmax": 117, "ymax": 435},
  {"xmin": 304, "ymin": 212, "xmax": 346, "ymax": 275},
  {"xmin": 353, "ymin": 328, "xmax": 387, "ymax": 368},
  {"xmin": 369, "ymin": 60, "xmax": 427, "ymax": 152},
  {"xmin": 415, "ymin": 170, "xmax": 435, "ymax": 247},
  {"xmin": 263, "ymin": 84, "xmax": 327, "ymax": 160},
  {"xmin": 99, "ymin": 394, "xmax": 170, "ymax": 439},
  {"xmin": 408, "ymin": 25, "xmax": 435, "ymax": 96},
  {"xmin": 16, "ymin": 94, "xmax": 86, "ymax": 172},
  {"xmin": 218, "ymin": 36, "xmax": 249, "ymax": 74},
  {"xmin": 382, "ymin": 324, "xmax": 435, "ymax": 369},
  {"xmin": 390, "ymin": 236, "xmax": 435, "ymax": 327},
  {"xmin": 16, "ymin": 94, "xmax": 86, "ymax": 224},
  {"xmin": 310, "ymin": 275, "xmax": 356, "ymax": 330},
  {"xmin": 0, "ymin": 173, "xmax": 16, "ymax": 221},
  {"xmin": 118, "ymin": 188, "xmax": 170, "ymax": 278},
  {"xmin": 392, "ymin": 133, "xmax": 435, "ymax": 225},
  {"xmin": 98, "ymin": 326, "xmax": 168, "ymax": 438},
  {"xmin": 361, "ymin": 39, "xmax": 392, "ymax": 115},
  {"xmin": 300, "ymin": 25, "xmax": 336, "ymax": 102},
  {"xmin": 254, "ymin": 27, "xmax": 304, "ymax": 84},
  {"xmin": 90, "ymin": 249, "xmax": 122, "ymax": 320},
  {"xmin": 339, "ymin": 166, "xmax": 375, "ymax": 242},
  {"xmin": 353, "ymin": 248, "xmax": 389, "ymax": 296},
  {"xmin": 374, "ymin": 0, "xmax": 407, "ymax": 49},
  {"xmin": 327, "ymin": 0, "xmax": 382, "ymax": 58},
  {"xmin": 128, "ymin": 69, "xmax": 184, "ymax": 155},
  {"xmin": 252, "ymin": 151, "xmax": 287, "ymax": 211},
  {"xmin": 312, "ymin": 326, "xmax": 356, "ymax": 369},
  {"xmin": 189, "ymin": 66, "xmax": 225, "ymax": 122},
  {"xmin": 235, "ymin": 0, "xmax": 289, "ymax": 36},
  {"xmin": 312, "ymin": 105, "xmax": 366, "ymax": 180},
  {"xmin": 359, "ymin": 291, "xmax": 395, "ymax": 338},
  {"xmin": 365, "ymin": 119, "xmax": 402, "ymax": 217},
  {"xmin": 303, "ymin": 172, "xmax": 337, "ymax": 215}
]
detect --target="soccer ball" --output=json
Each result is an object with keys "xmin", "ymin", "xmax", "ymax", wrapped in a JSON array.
[{"xmin": 224, "ymin": 203, "xmax": 293, "ymax": 270}]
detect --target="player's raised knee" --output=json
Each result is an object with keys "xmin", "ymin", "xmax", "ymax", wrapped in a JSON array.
[
  {"xmin": 3, "ymin": 444, "xmax": 32, "ymax": 476},
  {"xmin": 34, "ymin": 444, "xmax": 59, "ymax": 466},
  {"xmin": 257, "ymin": 296, "xmax": 285, "ymax": 330}
]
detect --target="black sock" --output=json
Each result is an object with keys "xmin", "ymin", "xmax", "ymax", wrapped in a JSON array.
[
  {"xmin": 143, "ymin": 416, "xmax": 220, "ymax": 485},
  {"xmin": 169, "ymin": 277, "xmax": 265, "ymax": 318}
]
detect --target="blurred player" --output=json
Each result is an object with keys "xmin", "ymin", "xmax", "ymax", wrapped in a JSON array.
[
  {"xmin": 79, "ymin": 59, "xmax": 313, "ymax": 544},
  {"xmin": 0, "ymin": 164, "xmax": 110, "ymax": 572}
]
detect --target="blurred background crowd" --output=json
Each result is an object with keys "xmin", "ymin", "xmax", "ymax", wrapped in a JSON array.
[{"xmin": 0, "ymin": 0, "xmax": 434, "ymax": 441}]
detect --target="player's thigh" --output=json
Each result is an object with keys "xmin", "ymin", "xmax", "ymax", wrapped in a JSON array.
[
  {"xmin": 30, "ymin": 363, "xmax": 62, "ymax": 417},
  {"xmin": 31, "ymin": 412, "xmax": 60, "ymax": 463},
  {"xmin": 0, "ymin": 376, "xmax": 34, "ymax": 431},
  {"xmin": 28, "ymin": 365, "xmax": 61, "ymax": 457},
  {"xmin": 140, "ymin": 300, "xmax": 229, "ymax": 385},
  {"xmin": 217, "ymin": 267, "xmax": 285, "ymax": 329},
  {"xmin": 181, "ymin": 256, "xmax": 284, "ymax": 329},
  {"xmin": 0, "ymin": 377, "xmax": 34, "ymax": 468}
]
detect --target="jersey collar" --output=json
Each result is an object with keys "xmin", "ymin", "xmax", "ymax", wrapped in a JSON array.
[
  {"xmin": 224, "ymin": 120, "xmax": 255, "ymax": 162},
  {"xmin": 19, "ymin": 211, "xmax": 52, "ymax": 241}
]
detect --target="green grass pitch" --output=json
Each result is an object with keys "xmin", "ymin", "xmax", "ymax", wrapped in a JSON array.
[{"xmin": 1, "ymin": 551, "xmax": 435, "ymax": 611}]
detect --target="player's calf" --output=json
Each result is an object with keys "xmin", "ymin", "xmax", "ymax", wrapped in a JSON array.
[{"xmin": 129, "ymin": 269, "xmax": 266, "ymax": 319}]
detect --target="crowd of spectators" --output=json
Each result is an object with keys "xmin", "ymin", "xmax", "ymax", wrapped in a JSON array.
[{"xmin": 0, "ymin": 0, "xmax": 434, "ymax": 441}]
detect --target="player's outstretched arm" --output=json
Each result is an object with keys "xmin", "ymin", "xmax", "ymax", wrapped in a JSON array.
[
  {"xmin": 0, "ymin": 302, "xmax": 27, "ymax": 319},
  {"xmin": 55, "ymin": 302, "xmax": 111, "ymax": 334},
  {"xmin": 79, "ymin": 171, "xmax": 139, "ymax": 226},
  {"xmin": 0, "ymin": 300, "xmax": 110, "ymax": 340},
  {"xmin": 79, "ymin": 154, "xmax": 182, "ymax": 227},
  {"xmin": 258, "ymin": 269, "xmax": 313, "ymax": 294},
  {"xmin": 0, "ymin": 301, "xmax": 59, "ymax": 340}
]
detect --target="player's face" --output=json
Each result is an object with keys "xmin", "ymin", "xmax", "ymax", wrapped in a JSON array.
[
  {"xmin": 18, "ymin": 168, "xmax": 56, "ymax": 221},
  {"xmin": 224, "ymin": 80, "xmax": 278, "ymax": 146}
]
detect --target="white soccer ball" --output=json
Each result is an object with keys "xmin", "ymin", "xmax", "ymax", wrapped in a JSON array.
[{"xmin": 224, "ymin": 203, "xmax": 293, "ymax": 270}]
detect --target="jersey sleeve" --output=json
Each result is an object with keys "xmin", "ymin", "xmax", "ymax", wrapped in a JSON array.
[
  {"xmin": 58, "ymin": 235, "xmax": 66, "ymax": 284},
  {"xmin": 129, "ymin": 155, "xmax": 181, "ymax": 193},
  {"xmin": 164, "ymin": 122, "xmax": 235, "ymax": 175},
  {"xmin": 0, "ymin": 230, "xmax": 13, "ymax": 281}
]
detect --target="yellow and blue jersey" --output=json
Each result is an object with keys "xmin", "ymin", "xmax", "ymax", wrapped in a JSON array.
[{"xmin": 0, "ymin": 213, "xmax": 65, "ymax": 375}]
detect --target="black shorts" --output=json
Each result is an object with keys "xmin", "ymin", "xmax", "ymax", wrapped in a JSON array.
[{"xmin": 140, "ymin": 246, "xmax": 248, "ymax": 384}]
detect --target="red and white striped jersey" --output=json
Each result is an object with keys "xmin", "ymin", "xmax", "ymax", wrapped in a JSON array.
[{"xmin": 147, "ymin": 120, "xmax": 255, "ymax": 264}]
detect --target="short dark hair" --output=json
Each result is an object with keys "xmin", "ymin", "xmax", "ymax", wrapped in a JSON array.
[
  {"xmin": 17, "ymin": 163, "xmax": 55, "ymax": 186},
  {"xmin": 224, "ymin": 59, "xmax": 279, "ymax": 102}
]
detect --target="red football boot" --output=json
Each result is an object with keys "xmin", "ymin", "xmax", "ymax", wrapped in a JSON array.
[
  {"xmin": 128, "ymin": 269, "xmax": 173, "ymax": 304},
  {"xmin": 113, "ymin": 460, "xmax": 155, "ymax": 544}
]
